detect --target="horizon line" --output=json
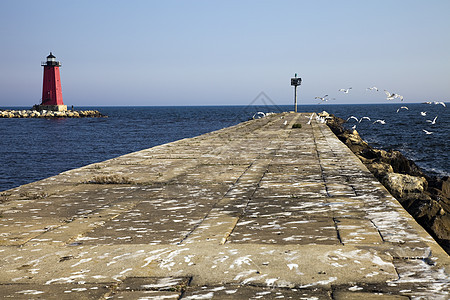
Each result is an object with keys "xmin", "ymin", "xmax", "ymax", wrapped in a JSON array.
[{"xmin": 1, "ymin": 101, "xmax": 447, "ymax": 109}]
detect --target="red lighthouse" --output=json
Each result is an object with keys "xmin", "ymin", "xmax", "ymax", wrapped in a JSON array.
[{"xmin": 38, "ymin": 52, "xmax": 67, "ymax": 111}]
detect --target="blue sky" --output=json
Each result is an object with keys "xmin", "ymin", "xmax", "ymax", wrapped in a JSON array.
[{"xmin": 1, "ymin": 0, "xmax": 449, "ymax": 106}]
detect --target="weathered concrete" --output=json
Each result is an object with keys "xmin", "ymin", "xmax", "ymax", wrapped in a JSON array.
[{"xmin": 0, "ymin": 112, "xmax": 448, "ymax": 299}]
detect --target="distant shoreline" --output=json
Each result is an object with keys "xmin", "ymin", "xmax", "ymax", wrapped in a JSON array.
[{"xmin": 0, "ymin": 109, "xmax": 106, "ymax": 118}]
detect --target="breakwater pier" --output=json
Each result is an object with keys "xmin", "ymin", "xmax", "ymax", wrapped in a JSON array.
[
  {"xmin": 0, "ymin": 109, "xmax": 104, "ymax": 118},
  {"xmin": 0, "ymin": 112, "xmax": 448, "ymax": 299}
]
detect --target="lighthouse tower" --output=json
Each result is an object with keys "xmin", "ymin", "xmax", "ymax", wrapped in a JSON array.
[{"xmin": 38, "ymin": 52, "xmax": 67, "ymax": 111}]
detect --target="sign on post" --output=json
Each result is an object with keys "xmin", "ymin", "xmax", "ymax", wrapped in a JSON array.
[
  {"xmin": 291, "ymin": 74, "xmax": 302, "ymax": 112},
  {"xmin": 291, "ymin": 78, "xmax": 302, "ymax": 86}
]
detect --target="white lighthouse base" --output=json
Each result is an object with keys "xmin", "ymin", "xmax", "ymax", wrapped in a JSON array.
[{"xmin": 33, "ymin": 105, "xmax": 67, "ymax": 112}]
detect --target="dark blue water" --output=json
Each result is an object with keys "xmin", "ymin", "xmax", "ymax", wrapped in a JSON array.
[
  {"xmin": 0, "ymin": 104, "xmax": 448, "ymax": 192},
  {"xmin": 322, "ymin": 103, "xmax": 449, "ymax": 178}
]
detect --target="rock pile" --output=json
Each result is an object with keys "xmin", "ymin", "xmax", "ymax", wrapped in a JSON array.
[
  {"xmin": 323, "ymin": 112, "xmax": 450, "ymax": 254},
  {"xmin": 0, "ymin": 109, "xmax": 105, "ymax": 118}
]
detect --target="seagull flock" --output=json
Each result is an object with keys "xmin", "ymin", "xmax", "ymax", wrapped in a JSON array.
[
  {"xmin": 315, "ymin": 86, "xmax": 446, "ymax": 135},
  {"xmin": 315, "ymin": 86, "xmax": 407, "ymax": 104},
  {"xmin": 345, "ymin": 102, "xmax": 445, "ymax": 134},
  {"xmin": 306, "ymin": 113, "xmax": 328, "ymax": 125}
]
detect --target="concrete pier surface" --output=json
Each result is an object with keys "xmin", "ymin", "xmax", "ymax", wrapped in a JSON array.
[{"xmin": 1, "ymin": 112, "xmax": 448, "ymax": 299}]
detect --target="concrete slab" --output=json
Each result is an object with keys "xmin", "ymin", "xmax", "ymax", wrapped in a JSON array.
[
  {"xmin": 335, "ymin": 218, "xmax": 383, "ymax": 245},
  {"xmin": 183, "ymin": 285, "xmax": 332, "ymax": 299},
  {"xmin": 0, "ymin": 283, "xmax": 112, "ymax": 299},
  {"xmin": 229, "ymin": 216, "xmax": 338, "ymax": 244}
]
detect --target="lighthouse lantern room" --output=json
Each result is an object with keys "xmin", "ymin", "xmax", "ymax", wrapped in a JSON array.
[{"xmin": 37, "ymin": 52, "xmax": 67, "ymax": 112}]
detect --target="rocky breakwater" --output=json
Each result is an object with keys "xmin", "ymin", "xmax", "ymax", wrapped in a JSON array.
[
  {"xmin": 322, "ymin": 111, "xmax": 450, "ymax": 254},
  {"xmin": 0, "ymin": 109, "xmax": 105, "ymax": 118}
]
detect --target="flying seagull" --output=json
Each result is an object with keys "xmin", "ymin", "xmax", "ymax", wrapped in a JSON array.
[
  {"xmin": 426, "ymin": 116, "xmax": 438, "ymax": 125},
  {"xmin": 315, "ymin": 95, "xmax": 335, "ymax": 104},
  {"xmin": 314, "ymin": 95, "xmax": 328, "ymax": 101},
  {"xmin": 434, "ymin": 101, "xmax": 446, "ymax": 107},
  {"xmin": 346, "ymin": 116, "xmax": 371, "ymax": 123},
  {"xmin": 346, "ymin": 116, "xmax": 359, "ymax": 122},
  {"xmin": 423, "ymin": 129, "xmax": 433, "ymax": 135},
  {"xmin": 420, "ymin": 111, "xmax": 427, "ymax": 116},
  {"xmin": 359, "ymin": 116, "xmax": 371, "ymax": 123},
  {"xmin": 384, "ymin": 90, "xmax": 404, "ymax": 101},
  {"xmin": 306, "ymin": 113, "xmax": 315, "ymax": 125},
  {"xmin": 366, "ymin": 86, "xmax": 378, "ymax": 91},
  {"xmin": 373, "ymin": 119, "xmax": 386, "ymax": 124},
  {"xmin": 396, "ymin": 106, "xmax": 409, "ymax": 113},
  {"xmin": 338, "ymin": 87, "xmax": 352, "ymax": 93}
]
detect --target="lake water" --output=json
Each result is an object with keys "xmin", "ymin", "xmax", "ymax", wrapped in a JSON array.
[{"xmin": 0, "ymin": 103, "xmax": 448, "ymax": 192}]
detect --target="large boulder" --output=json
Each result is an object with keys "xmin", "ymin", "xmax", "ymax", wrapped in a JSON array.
[
  {"xmin": 382, "ymin": 173, "xmax": 427, "ymax": 199},
  {"xmin": 359, "ymin": 148, "xmax": 424, "ymax": 176},
  {"xmin": 339, "ymin": 130, "xmax": 370, "ymax": 153},
  {"xmin": 442, "ymin": 177, "xmax": 450, "ymax": 199},
  {"xmin": 365, "ymin": 162, "xmax": 394, "ymax": 178},
  {"xmin": 432, "ymin": 214, "xmax": 450, "ymax": 240}
]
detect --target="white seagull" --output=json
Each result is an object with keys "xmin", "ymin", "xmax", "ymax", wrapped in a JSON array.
[
  {"xmin": 252, "ymin": 112, "xmax": 266, "ymax": 119},
  {"xmin": 396, "ymin": 106, "xmax": 409, "ymax": 113},
  {"xmin": 423, "ymin": 129, "xmax": 433, "ymax": 135},
  {"xmin": 339, "ymin": 87, "xmax": 352, "ymax": 93},
  {"xmin": 366, "ymin": 86, "xmax": 378, "ymax": 91},
  {"xmin": 346, "ymin": 116, "xmax": 359, "ymax": 122},
  {"xmin": 359, "ymin": 116, "xmax": 371, "ymax": 123},
  {"xmin": 426, "ymin": 116, "xmax": 438, "ymax": 124},
  {"xmin": 315, "ymin": 95, "xmax": 335, "ymax": 104},
  {"xmin": 315, "ymin": 115, "xmax": 326, "ymax": 123},
  {"xmin": 373, "ymin": 119, "xmax": 386, "ymax": 124},
  {"xmin": 315, "ymin": 95, "xmax": 329, "ymax": 101},
  {"xmin": 384, "ymin": 90, "xmax": 404, "ymax": 101},
  {"xmin": 306, "ymin": 113, "xmax": 315, "ymax": 125},
  {"xmin": 434, "ymin": 101, "xmax": 446, "ymax": 107},
  {"xmin": 420, "ymin": 111, "xmax": 427, "ymax": 116}
]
